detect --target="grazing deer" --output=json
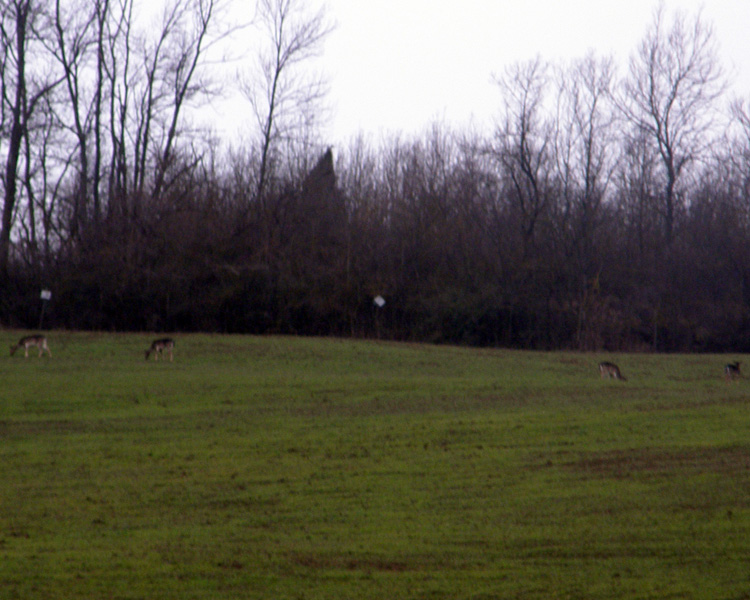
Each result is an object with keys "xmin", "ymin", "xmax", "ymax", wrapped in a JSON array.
[
  {"xmin": 724, "ymin": 361, "xmax": 741, "ymax": 383},
  {"xmin": 145, "ymin": 338, "xmax": 174, "ymax": 361},
  {"xmin": 599, "ymin": 361, "xmax": 626, "ymax": 381},
  {"xmin": 10, "ymin": 334, "xmax": 51, "ymax": 358}
]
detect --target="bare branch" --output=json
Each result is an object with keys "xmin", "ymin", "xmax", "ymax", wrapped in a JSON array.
[
  {"xmin": 618, "ymin": 4, "xmax": 727, "ymax": 243},
  {"xmin": 242, "ymin": 0, "xmax": 334, "ymax": 203}
]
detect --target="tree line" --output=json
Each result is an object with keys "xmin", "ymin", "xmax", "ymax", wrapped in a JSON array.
[{"xmin": 3, "ymin": 1, "xmax": 750, "ymax": 351}]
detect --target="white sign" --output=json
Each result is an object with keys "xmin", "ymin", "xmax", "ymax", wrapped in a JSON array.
[
  {"xmin": 373, "ymin": 295, "xmax": 385, "ymax": 308},
  {"xmin": 40, "ymin": 290, "xmax": 52, "ymax": 301}
]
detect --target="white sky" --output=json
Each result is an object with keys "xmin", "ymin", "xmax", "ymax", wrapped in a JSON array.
[
  {"xmin": 206, "ymin": 1, "xmax": 750, "ymax": 145},
  {"xmin": 314, "ymin": 0, "xmax": 750, "ymax": 143}
]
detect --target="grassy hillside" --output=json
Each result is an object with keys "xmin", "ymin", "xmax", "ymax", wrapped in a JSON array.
[{"xmin": 1, "ymin": 331, "xmax": 749, "ymax": 599}]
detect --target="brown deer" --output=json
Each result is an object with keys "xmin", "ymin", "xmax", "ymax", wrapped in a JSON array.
[
  {"xmin": 599, "ymin": 361, "xmax": 626, "ymax": 381},
  {"xmin": 724, "ymin": 361, "xmax": 741, "ymax": 383},
  {"xmin": 10, "ymin": 334, "xmax": 52, "ymax": 358},
  {"xmin": 145, "ymin": 338, "xmax": 174, "ymax": 361}
]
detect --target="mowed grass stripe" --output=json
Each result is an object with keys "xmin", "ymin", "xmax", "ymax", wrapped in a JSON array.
[{"xmin": 1, "ymin": 331, "xmax": 750, "ymax": 599}]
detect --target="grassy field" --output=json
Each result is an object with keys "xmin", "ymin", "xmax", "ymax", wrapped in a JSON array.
[{"xmin": 1, "ymin": 331, "xmax": 750, "ymax": 599}]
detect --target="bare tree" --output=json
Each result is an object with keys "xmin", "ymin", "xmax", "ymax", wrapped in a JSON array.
[
  {"xmin": 101, "ymin": 0, "xmax": 134, "ymax": 211},
  {"xmin": 91, "ymin": 0, "xmax": 111, "ymax": 222},
  {"xmin": 20, "ymin": 92, "xmax": 62, "ymax": 261},
  {"xmin": 0, "ymin": 0, "xmax": 60, "ymax": 279},
  {"xmin": 726, "ymin": 98, "xmax": 750, "ymax": 243},
  {"xmin": 552, "ymin": 53, "xmax": 618, "ymax": 349},
  {"xmin": 0, "ymin": 0, "xmax": 31, "ymax": 280},
  {"xmin": 151, "ymin": 0, "xmax": 223, "ymax": 202},
  {"xmin": 730, "ymin": 98, "xmax": 750, "ymax": 190},
  {"xmin": 615, "ymin": 128, "xmax": 660, "ymax": 260},
  {"xmin": 553, "ymin": 53, "xmax": 616, "ymax": 243},
  {"xmin": 492, "ymin": 57, "xmax": 553, "ymax": 254},
  {"xmin": 619, "ymin": 4, "xmax": 726, "ymax": 245},
  {"xmin": 49, "ymin": 0, "xmax": 98, "ymax": 238},
  {"xmin": 243, "ymin": 0, "xmax": 333, "ymax": 204}
]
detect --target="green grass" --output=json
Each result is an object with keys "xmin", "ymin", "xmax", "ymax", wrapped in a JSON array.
[{"xmin": 2, "ymin": 331, "xmax": 750, "ymax": 599}]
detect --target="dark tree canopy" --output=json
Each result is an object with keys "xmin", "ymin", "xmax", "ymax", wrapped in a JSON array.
[{"xmin": 2, "ymin": 3, "xmax": 750, "ymax": 352}]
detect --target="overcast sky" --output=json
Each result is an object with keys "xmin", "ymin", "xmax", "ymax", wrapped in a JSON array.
[
  {"xmin": 205, "ymin": 1, "xmax": 750, "ymax": 144},
  {"xmin": 312, "ymin": 0, "xmax": 750, "ymax": 142}
]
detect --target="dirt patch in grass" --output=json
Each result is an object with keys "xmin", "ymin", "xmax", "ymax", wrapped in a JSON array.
[
  {"xmin": 634, "ymin": 395, "xmax": 750, "ymax": 412},
  {"xmin": 569, "ymin": 445, "xmax": 750, "ymax": 479},
  {"xmin": 291, "ymin": 553, "xmax": 411, "ymax": 572},
  {"xmin": 0, "ymin": 419, "xmax": 92, "ymax": 436}
]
